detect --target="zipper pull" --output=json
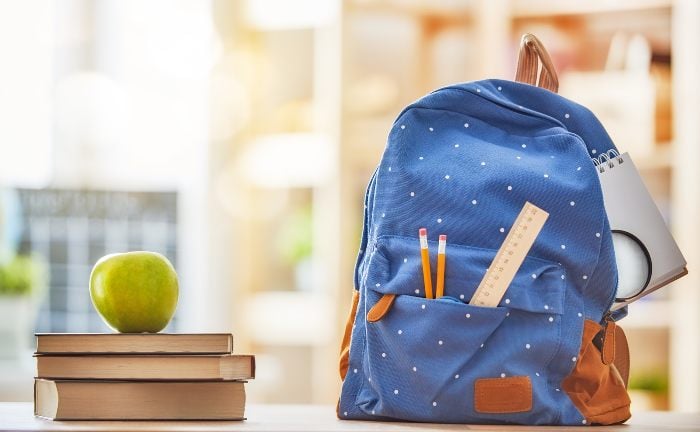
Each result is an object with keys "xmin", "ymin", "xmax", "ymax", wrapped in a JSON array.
[{"xmin": 601, "ymin": 312, "xmax": 616, "ymax": 365}]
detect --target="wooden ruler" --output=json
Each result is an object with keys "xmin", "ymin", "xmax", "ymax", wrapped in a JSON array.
[{"xmin": 470, "ymin": 201, "xmax": 549, "ymax": 307}]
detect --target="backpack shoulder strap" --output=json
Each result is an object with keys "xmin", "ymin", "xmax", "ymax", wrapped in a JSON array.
[{"xmin": 515, "ymin": 33, "xmax": 559, "ymax": 93}]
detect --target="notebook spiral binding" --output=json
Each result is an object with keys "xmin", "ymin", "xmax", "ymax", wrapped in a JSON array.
[{"xmin": 592, "ymin": 149, "xmax": 624, "ymax": 173}]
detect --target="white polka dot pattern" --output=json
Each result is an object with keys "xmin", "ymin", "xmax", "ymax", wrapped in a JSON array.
[{"xmin": 339, "ymin": 79, "xmax": 620, "ymax": 425}]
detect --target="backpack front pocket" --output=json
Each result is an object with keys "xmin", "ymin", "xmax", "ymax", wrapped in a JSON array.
[{"xmin": 354, "ymin": 235, "xmax": 568, "ymax": 424}]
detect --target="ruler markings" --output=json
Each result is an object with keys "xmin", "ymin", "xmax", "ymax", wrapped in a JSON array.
[{"xmin": 470, "ymin": 201, "xmax": 549, "ymax": 307}]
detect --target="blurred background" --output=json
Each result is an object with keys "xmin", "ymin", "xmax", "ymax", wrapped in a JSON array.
[{"xmin": 0, "ymin": 0, "xmax": 698, "ymax": 414}]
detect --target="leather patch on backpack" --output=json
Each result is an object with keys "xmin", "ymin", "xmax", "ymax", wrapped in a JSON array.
[{"xmin": 474, "ymin": 376, "xmax": 532, "ymax": 414}]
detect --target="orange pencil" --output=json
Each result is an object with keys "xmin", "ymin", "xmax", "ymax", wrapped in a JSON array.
[
  {"xmin": 419, "ymin": 228, "xmax": 433, "ymax": 299},
  {"xmin": 436, "ymin": 234, "xmax": 446, "ymax": 298}
]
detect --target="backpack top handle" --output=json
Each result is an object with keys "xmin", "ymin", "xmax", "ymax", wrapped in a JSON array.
[{"xmin": 515, "ymin": 33, "xmax": 559, "ymax": 93}]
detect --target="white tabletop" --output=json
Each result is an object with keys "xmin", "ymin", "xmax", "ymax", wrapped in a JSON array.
[{"xmin": 1, "ymin": 402, "xmax": 699, "ymax": 432}]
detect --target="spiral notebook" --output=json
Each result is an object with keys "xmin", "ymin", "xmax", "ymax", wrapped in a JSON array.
[{"xmin": 594, "ymin": 151, "xmax": 688, "ymax": 310}]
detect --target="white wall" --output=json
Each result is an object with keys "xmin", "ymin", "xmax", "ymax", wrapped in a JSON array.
[
  {"xmin": 671, "ymin": 0, "xmax": 700, "ymax": 412},
  {"xmin": 0, "ymin": 0, "xmax": 235, "ymax": 332},
  {"xmin": 0, "ymin": 1, "xmax": 54, "ymax": 187}
]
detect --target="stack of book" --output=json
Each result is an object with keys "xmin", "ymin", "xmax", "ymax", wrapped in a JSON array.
[{"xmin": 33, "ymin": 333, "xmax": 254, "ymax": 420}]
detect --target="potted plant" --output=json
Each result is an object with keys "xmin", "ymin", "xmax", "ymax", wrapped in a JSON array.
[
  {"xmin": 277, "ymin": 205, "xmax": 313, "ymax": 291},
  {"xmin": 628, "ymin": 371, "xmax": 670, "ymax": 411},
  {"xmin": 0, "ymin": 254, "xmax": 45, "ymax": 358}
]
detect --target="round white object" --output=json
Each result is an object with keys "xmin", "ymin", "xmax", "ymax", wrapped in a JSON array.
[{"xmin": 612, "ymin": 231, "xmax": 650, "ymax": 299}]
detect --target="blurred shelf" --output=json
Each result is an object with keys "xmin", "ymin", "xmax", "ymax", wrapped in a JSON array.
[
  {"xmin": 243, "ymin": 0, "xmax": 340, "ymax": 30},
  {"xmin": 623, "ymin": 300, "xmax": 671, "ymax": 329},
  {"xmin": 238, "ymin": 133, "xmax": 334, "ymax": 188},
  {"xmin": 243, "ymin": 292, "xmax": 335, "ymax": 346},
  {"xmin": 0, "ymin": 351, "xmax": 34, "ymax": 402},
  {"xmin": 635, "ymin": 144, "xmax": 673, "ymax": 171},
  {"xmin": 512, "ymin": 0, "xmax": 674, "ymax": 18},
  {"xmin": 347, "ymin": 0, "xmax": 475, "ymax": 24}
]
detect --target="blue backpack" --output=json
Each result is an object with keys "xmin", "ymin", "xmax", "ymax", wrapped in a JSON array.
[{"xmin": 338, "ymin": 35, "xmax": 631, "ymax": 426}]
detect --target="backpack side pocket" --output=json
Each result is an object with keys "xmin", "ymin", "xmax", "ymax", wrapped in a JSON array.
[{"xmin": 562, "ymin": 319, "xmax": 631, "ymax": 425}]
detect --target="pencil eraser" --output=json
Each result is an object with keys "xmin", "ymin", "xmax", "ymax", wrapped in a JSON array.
[
  {"xmin": 419, "ymin": 228, "xmax": 427, "ymax": 237},
  {"xmin": 439, "ymin": 235, "xmax": 447, "ymax": 241}
]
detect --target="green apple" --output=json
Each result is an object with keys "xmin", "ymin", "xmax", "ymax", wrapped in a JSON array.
[{"xmin": 89, "ymin": 251, "xmax": 178, "ymax": 333}]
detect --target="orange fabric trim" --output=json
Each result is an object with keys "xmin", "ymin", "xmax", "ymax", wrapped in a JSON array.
[
  {"xmin": 339, "ymin": 290, "xmax": 360, "ymax": 381},
  {"xmin": 474, "ymin": 376, "xmax": 532, "ymax": 414},
  {"xmin": 366, "ymin": 294, "xmax": 396, "ymax": 323},
  {"xmin": 614, "ymin": 325, "xmax": 630, "ymax": 388},
  {"xmin": 562, "ymin": 320, "xmax": 631, "ymax": 425}
]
